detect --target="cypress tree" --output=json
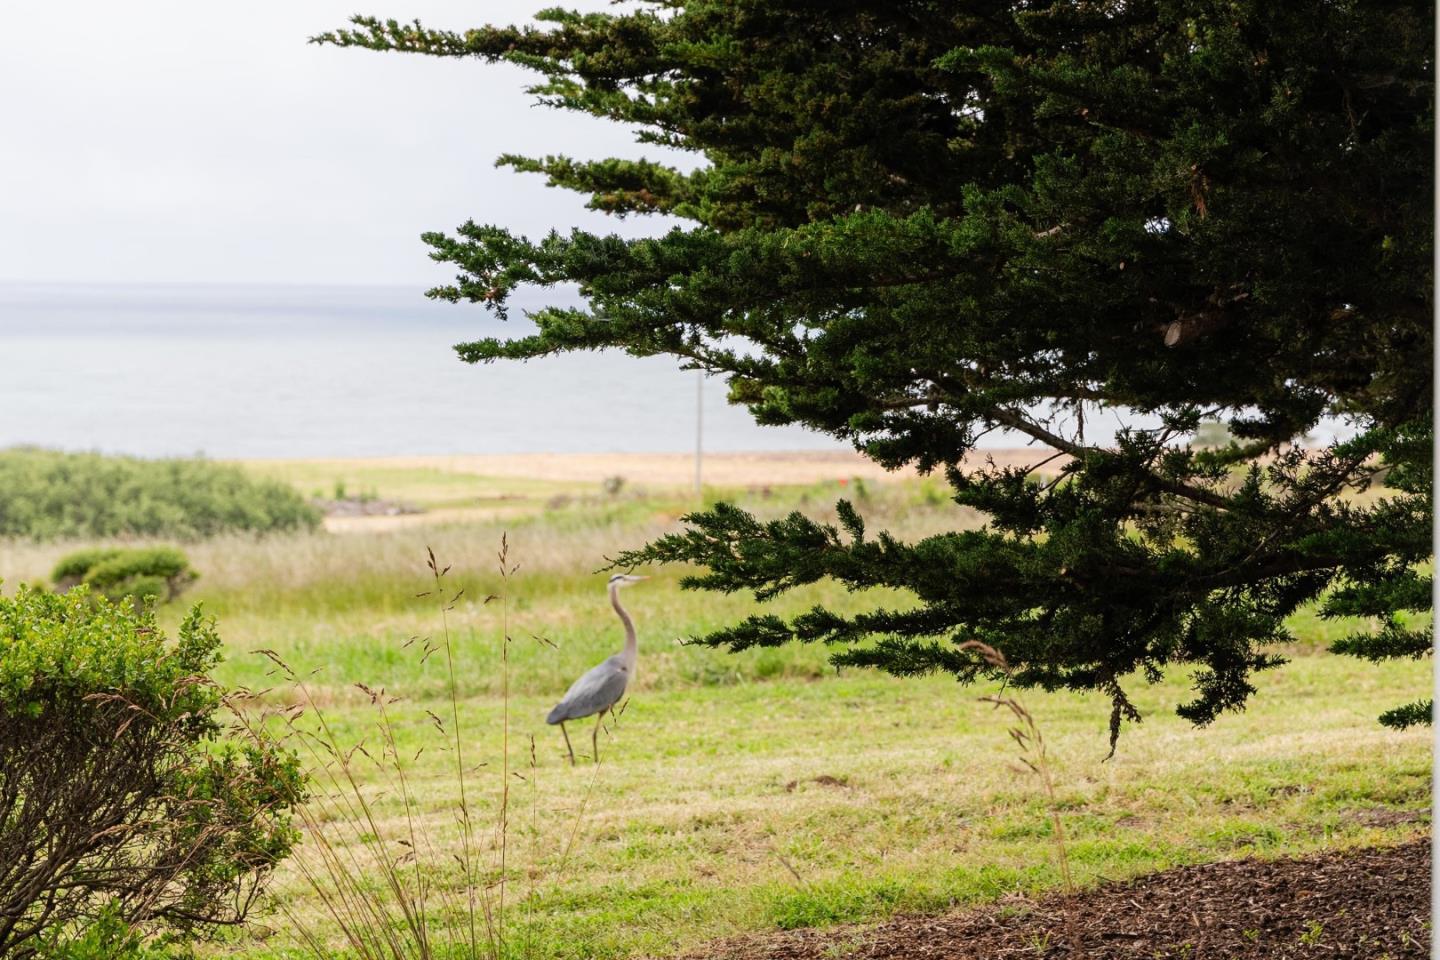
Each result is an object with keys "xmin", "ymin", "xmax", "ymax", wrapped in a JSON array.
[{"xmin": 318, "ymin": 2, "xmax": 1433, "ymax": 746}]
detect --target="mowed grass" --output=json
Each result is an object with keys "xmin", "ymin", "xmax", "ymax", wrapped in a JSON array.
[
  {"xmin": 0, "ymin": 464, "xmax": 1430, "ymax": 959},
  {"xmin": 223, "ymin": 649, "xmax": 1429, "ymax": 959}
]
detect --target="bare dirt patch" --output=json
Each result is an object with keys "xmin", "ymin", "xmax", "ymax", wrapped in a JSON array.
[
  {"xmin": 692, "ymin": 838, "xmax": 1430, "ymax": 959},
  {"xmin": 1344, "ymin": 808, "xmax": 1429, "ymax": 829},
  {"xmin": 784, "ymin": 775, "xmax": 851, "ymax": 793}
]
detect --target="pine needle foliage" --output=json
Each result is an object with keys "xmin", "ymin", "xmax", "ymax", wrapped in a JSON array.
[{"xmin": 317, "ymin": 2, "xmax": 1433, "ymax": 743}]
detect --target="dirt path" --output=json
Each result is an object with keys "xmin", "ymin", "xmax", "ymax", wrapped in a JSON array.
[{"xmin": 690, "ymin": 838, "xmax": 1430, "ymax": 959}]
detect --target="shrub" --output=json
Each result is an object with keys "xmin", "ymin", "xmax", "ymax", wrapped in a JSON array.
[
  {"xmin": 53, "ymin": 546, "xmax": 199, "ymax": 604},
  {"xmin": 0, "ymin": 448, "xmax": 321, "ymax": 541},
  {"xmin": 33, "ymin": 908, "xmax": 182, "ymax": 960},
  {"xmin": 50, "ymin": 548, "xmax": 124, "ymax": 587},
  {"xmin": 0, "ymin": 587, "xmax": 302, "ymax": 957}
]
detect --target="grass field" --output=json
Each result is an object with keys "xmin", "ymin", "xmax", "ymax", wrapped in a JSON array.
[{"xmin": 0, "ymin": 455, "xmax": 1429, "ymax": 959}]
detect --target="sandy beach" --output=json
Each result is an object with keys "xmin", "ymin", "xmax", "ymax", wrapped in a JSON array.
[
  {"xmin": 235, "ymin": 448, "xmax": 1068, "ymax": 531},
  {"xmin": 250, "ymin": 448, "xmax": 1063, "ymax": 489}
]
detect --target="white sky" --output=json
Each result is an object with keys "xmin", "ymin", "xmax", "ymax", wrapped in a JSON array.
[
  {"xmin": 0, "ymin": 4, "xmax": 1348, "ymax": 450},
  {"xmin": 1, "ymin": 1, "xmax": 673, "ymax": 286}
]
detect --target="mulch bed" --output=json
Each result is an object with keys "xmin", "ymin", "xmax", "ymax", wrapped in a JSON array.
[{"xmin": 693, "ymin": 838, "xmax": 1431, "ymax": 959}]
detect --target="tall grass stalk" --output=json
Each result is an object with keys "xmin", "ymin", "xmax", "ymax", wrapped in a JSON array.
[
  {"xmin": 494, "ymin": 534, "xmax": 516, "ymax": 951},
  {"xmin": 961, "ymin": 641, "xmax": 1074, "ymax": 894},
  {"xmin": 960, "ymin": 640, "xmax": 1077, "ymax": 948},
  {"xmin": 231, "ymin": 540, "xmax": 573, "ymax": 960},
  {"xmin": 427, "ymin": 544, "xmax": 488, "ymax": 957}
]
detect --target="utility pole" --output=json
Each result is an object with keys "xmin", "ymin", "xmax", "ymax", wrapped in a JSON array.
[{"xmin": 694, "ymin": 370, "xmax": 704, "ymax": 496}]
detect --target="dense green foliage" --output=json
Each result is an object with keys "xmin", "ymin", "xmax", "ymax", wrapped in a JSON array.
[
  {"xmin": 0, "ymin": 587, "xmax": 301, "ymax": 957},
  {"xmin": 50, "ymin": 549, "xmax": 126, "ymax": 585},
  {"xmin": 34, "ymin": 908, "xmax": 182, "ymax": 960},
  {"xmin": 0, "ymin": 449, "xmax": 320, "ymax": 541},
  {"xmin": 321, "ymin": 1, "xmax": 1432, "ymax": 740},
  {"xmin": 53, "ymin": 546, "xmax": 199, "ymax": 605}
]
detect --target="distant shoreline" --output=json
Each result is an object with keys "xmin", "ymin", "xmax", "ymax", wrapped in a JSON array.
[{"xmin": 232, "ymin": 449, "xmax": 1065, "ymax": 487}]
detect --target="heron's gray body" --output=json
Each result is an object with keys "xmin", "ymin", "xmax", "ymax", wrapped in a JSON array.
[
  {"xmin": 546, "ymin": 574, "xmax": 645, "ymax": 763},
  {"xmin": 546, "ymin": 655, "xmax": 630, "ymax": 723}
]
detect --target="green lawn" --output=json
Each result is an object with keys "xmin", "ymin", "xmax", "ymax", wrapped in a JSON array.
[
  {"xmin": 0, "ymin": 465, "xmax": 1429, "ymax": 959},
  {"xmin": 223, "ymin": 645, "xmax": 1428, "ymax": 959}
]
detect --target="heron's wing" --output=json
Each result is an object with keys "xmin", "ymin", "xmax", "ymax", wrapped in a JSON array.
[{"xmin": 547, "ymin": 656, "xmax": 630, "ymax": 723}]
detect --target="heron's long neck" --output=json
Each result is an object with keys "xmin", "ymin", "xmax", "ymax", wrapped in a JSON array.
[{"xmin": 610, "ymin": 584, "xmax": 637, "ymax": 664}]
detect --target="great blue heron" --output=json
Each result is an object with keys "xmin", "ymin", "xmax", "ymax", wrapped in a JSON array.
[{"xmin": 546, "ymin": 573, "xmax": 648, "ymax": 764}]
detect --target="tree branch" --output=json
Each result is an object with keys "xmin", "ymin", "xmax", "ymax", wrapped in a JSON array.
[{"xmin": 982, "ymin": 405, "xmax": 1237, "ymax": 511}]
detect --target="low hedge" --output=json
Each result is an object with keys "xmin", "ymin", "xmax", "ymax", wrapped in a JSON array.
[
  {"xmin": 52, "ymin": 546, "xmax": 198, "ymax": 605},
  {"xmin": 0, "ymin": 448, "xmax": 321, "ymax": 540}
]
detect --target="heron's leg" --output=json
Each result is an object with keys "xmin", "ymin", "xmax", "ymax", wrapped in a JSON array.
[
  {"xmin": 559, "ymin": 721, "xmax": 575, "ymax": 766},
  {"xmin": 592, "ymin": 711, "xmax": 605, "ymax": 764}
]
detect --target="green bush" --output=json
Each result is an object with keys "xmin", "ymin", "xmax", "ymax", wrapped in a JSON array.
[
  {"xmin": 0, "ymin": 586, "xmax": 302, "ymax": 957},
  {"xmin": 0, "ymin": 448, "xmax": 321, "ymax": 541},
  {"xmin": 50, "ymin": 548, "xmax": 124, "ymax": 586},
  {"xmin": 35, "ymin": 908, "xmax": 185, "ymax": 960},
  {"xmin": 53, "ymin": 546, "xmax": 199, "ymax": 604}
]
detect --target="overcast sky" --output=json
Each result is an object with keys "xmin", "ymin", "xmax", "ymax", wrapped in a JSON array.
[{"xmin": 1, "ymin": 1, "xmax": 675, "ymax": 287}]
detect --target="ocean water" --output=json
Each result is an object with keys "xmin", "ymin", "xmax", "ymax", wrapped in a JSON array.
[{"xmin": 0, "ymin": 283, "xmax": 839, "ymax": 459}]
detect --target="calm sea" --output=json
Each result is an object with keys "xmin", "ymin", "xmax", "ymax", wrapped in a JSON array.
[{"xmin": 0, "ymin": 283, "xmax": 838, "ymax": 458}]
